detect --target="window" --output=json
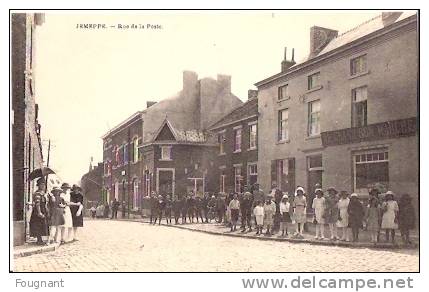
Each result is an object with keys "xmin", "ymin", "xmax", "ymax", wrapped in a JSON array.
[
  {"xmin": 352, "ymin": 86, "xmax": 368, "ymax": 127},
  {"xmin": 133, "ymin": 180, "xmax": 139, "ymax": 209},
  {"xmin": 133, "ymin": 137, "xmax": 139, "ymax": 163},
  {"xmin": 354, "ymin": 150, "xmax": 389, "ymax": 195},
  {"xmin": 234, "ymin": 166, "xmax": 242, "ymax": 193},
  {"xmin": 218, "ymin": 132, "xmax": 226, "ymax": 154},
  {"xmin": 161, "ymin": 146, "xmax": 172, "ymax": 160},
  {"xmin": 308, "ymin": 72, "xmax": 320, "ymax": 90},
  {"xmin": 278, "ymin": 109, "xmax": 289, "ymax": 141},
  {"xmin": 276, "ymin": 159, "xmax": 288, "ymax": 191},
  {"xmin": 117, "ymin": 146, "xmax": 123, "ymax": 165},
  {"xmin": 249, "ymin": 124, "xmax": 257, "ymax": 149},
  {"xmin": 248, "ymin": 163, "xmax": 258, "ymax": 186},
  {"xmin": 234, "ymin": 128, "xmax": 242, "ymax": 152},
  {"xmin": 278, "ymin": 84, "xmax": 289, "ymax": 100},
  {"xmin": 219, "ymin": 170, "xmax": 226, "ymax": 193},
  {"xmin": 308, "ymin": 100, "xmax": 321, "ymax": 136},
  {"xmin": 350, "ymin": 55, "xmax": 367, "ymax": 76},
  {"xmin": 114, "ymin": 146, "xmax": 119, "ymax": 167},
  {"xmin": 123, "ymin": 144, "xmax": 128, "ymax": 164}
]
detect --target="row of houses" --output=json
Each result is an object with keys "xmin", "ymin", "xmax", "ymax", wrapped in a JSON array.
[{"xmin": 83, "ymin": 11, "xmax": 418, "ymax": 213}]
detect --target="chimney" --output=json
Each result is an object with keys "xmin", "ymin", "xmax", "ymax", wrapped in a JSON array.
[
  {"xmin": 146, "ymin": 101, "xmax": 157, "ymax": 108},
  {"xmin": 248, "ymin": 89, "xmax": 258, "ymax": 100},
  {"xmin": 217, "ymin": 74, "xmax": 231, "ymax": 93},
  {"xmin": 183, "ymin": 70, "xmax": 198, "ymax": 93},
  {"xmin": 382, "ymin": 12, "xmax": 402, "ymax": 26},
  {"xmin": 309, "ymin": 26, "xmax": 338, "ymax": 58},
  {"xmin": 281, "ymin": 47, "xmax": 296, "ymax": 72}
]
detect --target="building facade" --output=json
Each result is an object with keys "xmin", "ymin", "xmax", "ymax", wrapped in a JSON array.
[
  {"xmin": 101, "ymin": 71, "xmax": 243, "ymax": 211},
  {"xmin": 11, "ymin": 13, "xmax": 45, "ymax": 245},
  {"xmin": 255, "ymin": 12, "xmax": 418, "ymax": 204},
  {"xmin": 81, "ymin": 162, "xmax": 103, "ymax": 206},
  {"xmin": 208, "ymin": 90, "xmax": 259, "ymax": 194}
]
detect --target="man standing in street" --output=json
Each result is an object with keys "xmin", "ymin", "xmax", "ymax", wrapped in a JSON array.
[
  {"xmin": 216, "ymin": 194, "xmax": 225, "ymax": 223},
  {"xmin": 271, "ymin": 183, "xmax": 283, "ymax": 234},
  {"xmin": 240, "ymin": 190, "xmax": 253, "ymax": 233},
  {"xmin": 111, "ymin": 198, "xmax": 120, "ymax": 219},
  {"xmin": 149, "ymin": 192, "xmax": 158, "ymax": 224}
]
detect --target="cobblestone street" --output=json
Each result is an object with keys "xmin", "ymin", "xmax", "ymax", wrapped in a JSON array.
[{"xmin": 13, "ymin": 220, "xmax": 419, "ymax": 272}]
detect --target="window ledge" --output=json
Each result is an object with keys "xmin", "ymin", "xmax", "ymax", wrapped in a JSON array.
[
  {"xmin": 276, "ymin": 139, "xmax": 290, "ymax": 145},
  {"xmin": 305, "ymin": 134, "xmax": 321, "ymax": 140},
  {"xmin": 306, "ymin": 85, "xmax": 323, "ymax": 94},
  {"xmin": 277, "ymin": 96, "xmax": 291, "ymax": 103},
  {"xmin": 233, "ymin": 150, "xmax": 242, "ymax": 154},
  {"xmin": 159, "ymin": 159, "xmax": 173, "ymax": 161},
  {"xmin": 349, "ymin": 70, "xmax": 370, "ymax": 80}
]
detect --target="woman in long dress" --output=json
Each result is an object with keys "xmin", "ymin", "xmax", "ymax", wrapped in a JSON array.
[
  {"xmin": 59, "ymin": 183, "xmax": 73, "ymax": 244},
  {"xmin": 324, "ymin": 187, "xmax": 339, "ymax": 240},
  {"xmin": 337, "ymin": 191, "xmax": 350, "ymax": 241},
  {"xmin": 293, "ymin": 187, "xmax": 307, "ymax": 238},
  {"xmin": 70, "ymin": 185, "xmax": 84, "ymax": 241},
  {"xmin": 29, "ymin": 178, "xmax": 49, "ymax": 245},
  {"xmin": 381, "ymin": 191, "xmax": 399, "ymax": 243}
]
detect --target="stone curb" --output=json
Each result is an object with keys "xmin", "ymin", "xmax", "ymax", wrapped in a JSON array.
[
  {"xmin": 106, "ymin": 218, "xmax": 419, "ymax": 250},
  {"xmin": 13, "ymin": 243, "xmax": 59, "ymax": 259}
]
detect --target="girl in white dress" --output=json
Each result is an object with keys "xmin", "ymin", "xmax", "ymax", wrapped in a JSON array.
[
  {"xmin": 60, "ymin": 183, "xmax": 73, "ymax": 243},
  {"xmin": 381, "ymin": 191, "xmax": 399, "ymax": 243},
  {"xmin": 337, "ymin": 191, "xmax": 350, "ymax": 241},
  {"xmin": 312, "ymin": 189, "xmax": 326, "ymax": 240}
]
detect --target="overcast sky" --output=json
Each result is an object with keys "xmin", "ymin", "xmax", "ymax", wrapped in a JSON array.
[{"xmin": 34, "ymin": 11, "xmax": 381, "ymax": 184}]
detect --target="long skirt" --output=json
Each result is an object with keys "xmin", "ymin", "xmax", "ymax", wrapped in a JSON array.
[
  {"xmin": 49, "ymin": 207, "xmax": 65, "ymax": 226},
  {"xmin": 61, "ymin": 206, "xmax": 73, "ymax": 228},
  {"xmin": 255, "ymin": 215, "xmax": 264, "ymax": 226},
  {"xmin": 230, "ymin": 209, "xmax": 239, "ymax": 222},
  {"xmin": 29, "ymin": 211, "xmax": 48, "ymax": 237}
]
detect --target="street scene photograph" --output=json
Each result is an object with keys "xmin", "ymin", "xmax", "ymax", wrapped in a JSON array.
[{"xmin": 10, "ymin": 10, "xmax": 419, "ymax": 272}]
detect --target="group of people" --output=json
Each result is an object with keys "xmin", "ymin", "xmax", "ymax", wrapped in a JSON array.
[
  {"xmin": 147, "ymin": 183, "xmax": 416, "ymax": 245},
  {"xmin": 29, "ymin": 178, "xmax": 84, "ymax": 245}
]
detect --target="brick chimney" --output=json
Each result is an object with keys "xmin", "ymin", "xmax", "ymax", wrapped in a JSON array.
[
  {"xmin": 248, "ymin": 89, "xmax": 258, "ymax": 100},
  {"xmin": 281, "ymin": 47, "xmax": 296, "ymax": 72},
  {"xmin": 382, "ymin": 12, "xmax": 402, "ymax": 26},
  {"xmin": 309, "ymin": 26, "xmax": 338, "ymax": 58},
  {"xmin": 146, "ymin": 101, "xmax": 157, "ymax": 108}
]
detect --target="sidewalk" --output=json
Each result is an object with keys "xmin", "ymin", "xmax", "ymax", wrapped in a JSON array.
[
  {"xmin": 13, "ymin": 242, "xmax": 59, "ymax": 259},
  {"xmin": 108, "ymin": 217, "xmax": 419, "ymax": 250}
]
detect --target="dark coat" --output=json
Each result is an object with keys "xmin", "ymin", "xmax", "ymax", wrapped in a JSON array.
[
  {"xmin": 398, "ymin": 196, "xmax": 415, "ymax": 230},
  {"xmin": 70, "ymin": 191, "xmax": 84, "ymax": 227},
  {"xmin": 29, "ymin": 191, "xmax": 49, "ymax": 237},
  {"xmin": 347, "ymin": 198, "xmax": 365, "ymax": 229}
]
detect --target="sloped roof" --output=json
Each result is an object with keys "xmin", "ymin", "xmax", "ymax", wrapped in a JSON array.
[
  {"xmin": 208, "ymin": 97, "xmax": 258, "ymax": 130},
  {"xmin": 152, "ymin": 118, "xmax": 216, "ymax": 144}
]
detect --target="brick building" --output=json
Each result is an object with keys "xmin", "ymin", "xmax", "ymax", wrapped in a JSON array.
[
  {"xmin": 81, "ymin": 162, "xmax": 103, "ymax": 206},
  {"xmin": 208, "ymin": 90, "xmax": 259, "ymax": 194},
  {"xmin": 255, "ymin": 12, "xmax": 418, "ymax": 203},
  {"xmin": 101, "ymin": 71, "xmax": 243, "ymax": 212},
  {"xmin": 11, "ymin": 13, "xmax": 45, "ymax": 245}
]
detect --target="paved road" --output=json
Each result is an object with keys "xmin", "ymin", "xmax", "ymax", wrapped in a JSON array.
[{"xmin": 13, "ymin": 220, "xmax": 419, "ymax": 272}]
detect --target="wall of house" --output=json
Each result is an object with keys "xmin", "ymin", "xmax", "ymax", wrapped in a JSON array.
[{"xmin": 257, "ymin": 19, "xmax": 418, "ymax": 198}]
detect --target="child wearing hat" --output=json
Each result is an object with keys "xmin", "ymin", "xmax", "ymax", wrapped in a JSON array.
[
  {"xmin": 325, "ymin": 187, "xmax": 339, "ymax": 240},
  {"xmin": 365, "ymin": 197, "xmax": 381, "ymax": 243},
  {"xmin": 293, "ymin": 187, "xmax": 307, "ymax": 238},
  {"xmin": 337, "ymin": 191, "xmax": 350, "ymax": 241},
  {"xmin": 312, "ymin": 189, "xmax": 326, "ymax": 240},
  {"xmin": 263, "ymin": 195, "xmax": 276, "ymax": 235},
  {"xmin": 279, "ymin": 194, "xmax": 291, "ymax": 237},
  {"xmin": 253, "ymin": 200, "xmax": 264, "ymax": 235},
  {"xmin": 381, "ymin": 191, "xmax": 399, "ymax": 243}
]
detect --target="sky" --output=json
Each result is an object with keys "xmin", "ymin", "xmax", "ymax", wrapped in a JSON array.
[{"xmin": 34, "ymin": 11, "xmax": 381, "ymax": 184}]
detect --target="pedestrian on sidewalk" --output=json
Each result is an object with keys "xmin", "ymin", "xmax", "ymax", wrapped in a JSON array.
[
  {"xmin": 324, "ymin": 187, "xmax": 339, "ymax": 240},
  {"xmin": 181, "ymin": 195, "xmax": 188, "ymax": 224},
  {"xmin": 111, "ymin": 198, "xmax": 119, "ymax": 219},
  {"xmin": 29, "ymin": 178, "xmax": 49, "ymax": 245},
  {"xmin": 312, "ymin": 189, "xmax": 326, "ymax": 240},
  {"xmin": 229, "ymin": 194, "xmax": 240, "ymax": 232},
  {"xmin": 59, "ymin": 183, "xmax": 73, "ymax": 244},
  {"xmin": 368, "ymin": 188, "xmax": 382, "ymax": 242},
  {"xmin": 157, "ymin": 195, "xmax": 166, "ymax": 225},
  {"xmin": 165, "ymin": 195, "xmax": 172, "ymax": 225},
  {"xmin": 279, "ymin": 194, "xmax": 291, "ymax": 237},
  {"xmin": 240, "ymin": 191, "xmax": 253, "ymax": 233},
  {"xmin": 253, "ymin": 200, "xmax": 264, "ymax": 235},
  {"xmin": 337, "ymin": 191, "xmax": 350, "ymax": 242},
  {"xmin": 270, "ymin": 184, "xmax": 283, "ymax": 234},
  {"xmin": 263, "ymin": 195, "xmax": 276, "ymax": 236},
  {"xmin": 195, "ymin": 196, "xmax": 204, "ymax": 223},
  {"xmin": 47, "ymin": 186, "xmax": 65, "ymax": 245},
  {"xmin": 70, "ymin": 185, "xmax": 84, "ymax": 241},
  {"xmin": 202, "ymin": 193, "xmax": 210, "ymax": 223},
  {"xmin": 215, "ymin": 194, "xmax": 225, "ymax": 223},
  {"xmin": 172, "ymin": 196, "xmax": 182, "ymax": 224},
  {"xmin": 90, "ymin": 205, "xmax": 96, "ymax": 218},
  {"xmin": 398, "ymin": 193, "xmax": 415, "ymax": 245},
  {"xmin": 207, "ymin": 195, "xmax": 217, "ymax": 222},
  {"xmin": 187, "ymin": 193, "xmax": 196, "ymax": 223},
  {"xmin": 365, "ymin": 197, "xmax": 381, "ymax": 243},
  {"xmin": 348, "ymin": 193, "xmax": 364, "ymax": 242},
  {"xmin": 225, "ymin": 191, "xmax": 234, "ymax": 227},
  {"xmin": 103, "ymin": 202, "xmax": 110, "ymax": 218},
  {"xmin": 292, "ymin": 187, "xmax": 307, "ymax": 238},
  {"xmin": 381, "ymin": 191, "xmax": 399, "ymax": 243}
]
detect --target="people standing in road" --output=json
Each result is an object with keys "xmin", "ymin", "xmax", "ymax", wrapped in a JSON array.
[
  {"xmin": 181, "ymin": 195, "xmax": 188, "ymax": 224},
  {"xmin": 253, "ymin": 200, "xmax": 264, "ymax": 235},
  {"xmin": 229, "ymin": 193, "xmax": 240, "ymax": 232},
  {"xmin": 365, "ymin": 197, "xmax": 381, "ymax": 243},
  {"xmin": 104, "ymin": 202, "xmax": 110, "ymax": 218},
  {"xmin": 70, "ymin": 185, "xmax": 84, "ymax": 241},
  {"xmin": 202, "ymin": 193, "xmax": 210, "ymax": 223},
  {"xmin": 279, "ymin": 194, "xmax": 291, "ymax": 237},
  {"xmin": 348, "ymin": 193, "xmax": 364, "ymax": 242},
  {"xmin": 207, "ymin": 195, "xmax": 217, "ymax": 222},
  {"xmin": 149, "ymin": 192, "xmax": 158, "ymax": 224},
  {"xmin": 164, "ymin": 195, "xmax": 172, "ymax": 225},
  {"xmin": 59, "ymin": 183, "xmax": 73, "ymax": 244},
  {"xmin": 312, "ymin": 189, "xmax": 326, "ymax": 240},
  {"xmin": 240, "ymin": 191, "xmax": 253, "ymax": 233},
  {"xmin": 195, "ymin": 196, "xmax": 204, "ymax": 223},
  {"xmin": 215, "ymin": 194, "xmax": 225, "ymax": 223},
  {"xmin": 263, "ymin": 195, "xmax": 276, "ymax": 236},
  {"xmin": 187, "ymin": 194, "xmax": 196, "ymax": 223},
  {"xmin": 381, "ymin": 191, "xmax": 399, "ymax": 243},
  {"xmin": 111, "ymin": 198, "xmax": 120, "ymax": 219},
  {"xmin": 324, "ymin": 187, "xmax": 339, "ymax": 240},
  {"xmin": 29, "ymin": 178, "xmax": 49, "ymax": 245},
  {"xmin": 47, "ymin": 186, "xmax": 65, "ymax": 244},
  {"xmin": 398, "ymin": 193, "xmax": 415, "ymax": 245},
  {"xmin": 172, "ymin": 196, "xmax": 182, "ymax": 224},
  {"xmin": 292, "ymin": 187, "xmax": 307, "ymax": 238},
  {"xmin": 337, "ymin": 191, "xmax": 350, "ymax": 242},
  {"xmin": 157, "ymin": 195, "xmax": 166, "ymax": 225}
]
